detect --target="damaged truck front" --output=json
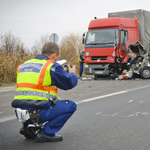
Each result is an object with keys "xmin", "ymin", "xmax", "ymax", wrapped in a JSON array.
[
  {"xmin": 118, "ymin": 42, "xmax": 150, "ymax": 79},
  {"xmin": 83, "ymin": 9, "xmax": 150, "ymax": 79}
]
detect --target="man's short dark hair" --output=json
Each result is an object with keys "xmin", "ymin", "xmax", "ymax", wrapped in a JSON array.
[{"xmin": 42, "ymin": 42, "xmax": 59, "ymax": 56}]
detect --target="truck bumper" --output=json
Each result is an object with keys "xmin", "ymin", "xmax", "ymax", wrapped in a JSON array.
[{"xmin": 84, "ymin": 63, "xmax": 110, "ymax": 75}]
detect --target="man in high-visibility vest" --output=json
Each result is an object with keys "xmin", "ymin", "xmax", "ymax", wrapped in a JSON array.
[
  {"xmin": 11, "ymin": 42, "xmax": 78, "ymax": 142},
  {"xmin": 78, "ymin": 51, "xmax": 84, "ymax": 78}
]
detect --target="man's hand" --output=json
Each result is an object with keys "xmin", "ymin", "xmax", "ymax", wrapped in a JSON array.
[{"xmin": 68, "ymin": 64, "xmax": 76, "ymax": 73}]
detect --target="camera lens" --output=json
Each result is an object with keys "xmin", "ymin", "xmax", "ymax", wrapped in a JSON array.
[{"xmin": 63, "ymin": 65, "xmax": 69, "ymax": 72}]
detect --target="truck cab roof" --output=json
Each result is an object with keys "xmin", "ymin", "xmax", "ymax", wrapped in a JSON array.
[{"xmin": 89, "ymin": 17, "xmax": 138, "ymax": 30}]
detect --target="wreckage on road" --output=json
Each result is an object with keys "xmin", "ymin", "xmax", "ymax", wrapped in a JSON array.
[{"xmin": 117, "ymin": 42, "xmax": 150, "ymax": 80}]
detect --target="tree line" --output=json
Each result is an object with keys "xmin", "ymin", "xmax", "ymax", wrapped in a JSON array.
[{"xmin": 0, "ymin": 31, "xmax": 84, "ymax": 85}]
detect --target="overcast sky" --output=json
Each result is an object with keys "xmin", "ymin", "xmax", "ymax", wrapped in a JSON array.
[{"xmin": 0, "ymin": 0, "xmax": 149, "ymax": 49}]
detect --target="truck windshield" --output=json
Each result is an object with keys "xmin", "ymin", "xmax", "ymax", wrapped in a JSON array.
[{"xmin": 86, "ymin": 29, "xmax": 119, "ymax": 45}]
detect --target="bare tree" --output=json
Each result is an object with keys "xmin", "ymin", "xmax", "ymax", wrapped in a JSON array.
[
  {"xmin": 31, "ymin": 34, "xmax": 49, "ymax": 54},
  {"xmin": 0, "ymin": 31, "xmax": 25, "ymax": 56},
  {"xmin": 60, "ymin": 33, "xmax": 84, "ymax": 57},
  {"xmin": 59, "ymin": 33, "xmax": 84, "ymax": 73}
]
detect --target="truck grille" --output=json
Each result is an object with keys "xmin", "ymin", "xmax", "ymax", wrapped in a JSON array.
[{"xmin": 91, "ymin": 56, "xmax": 107, "ymax": 60}]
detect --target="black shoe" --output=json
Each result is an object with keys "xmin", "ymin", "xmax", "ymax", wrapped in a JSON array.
[
  {"xmin": 20, "ymin": 127, "xmax": 36, "ymax": 139},
  {"xmin": 35, "ymin": 131, "xmax": 63, "ymax": 142}
]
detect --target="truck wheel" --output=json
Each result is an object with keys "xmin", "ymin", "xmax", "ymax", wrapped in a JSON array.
[
  {"xmin": 140, "ymin": 67, "xmax": 150, "ymax": 79},
  {"xmin": 94, "ymin": 75, "xmax": 98, "ymax": 80}
]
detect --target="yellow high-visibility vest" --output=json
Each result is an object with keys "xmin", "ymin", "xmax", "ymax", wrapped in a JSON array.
[
  {"xmin": 14, "ymin": 58, "xmax": 60, "ymax": 103},
  {"xmin": 78, "ymin": 56, "xmax": 84, "ymax": 63}
]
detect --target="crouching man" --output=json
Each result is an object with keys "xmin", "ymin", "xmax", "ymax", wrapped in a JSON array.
[{"xmin": 11, "ymin": 42, "xmax": 78, "ymax": 142}]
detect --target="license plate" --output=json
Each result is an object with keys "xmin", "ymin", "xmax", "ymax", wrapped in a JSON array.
[{"xmin": 95, "ymin": 71, "xmax": 103, "ymax": 74}]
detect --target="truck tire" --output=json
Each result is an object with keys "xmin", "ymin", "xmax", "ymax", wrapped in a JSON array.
[
  {"xmin": 94, "ymin": 75, "xmax": 98, "ymax": 80},
  {"xmin": 140, "ymin": 66, "xmax": 150, "ymax": 79}
]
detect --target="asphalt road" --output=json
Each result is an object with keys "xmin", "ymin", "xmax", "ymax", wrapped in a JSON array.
[{"xmin": 1, "ymin": 79, "xmax": 150, "ymax": 150}]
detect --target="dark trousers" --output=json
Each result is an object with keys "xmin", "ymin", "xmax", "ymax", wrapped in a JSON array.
[
  {"xmin": 79, "ymin": 63, "xmax": 83, "ymax": 77},
  {"xmin": 40, "ymin": 100, "xmax": 76, "ymax": 135},
  {"xmin": 24, "ymin": 100, "xmax": 77, "ymax": 136}
]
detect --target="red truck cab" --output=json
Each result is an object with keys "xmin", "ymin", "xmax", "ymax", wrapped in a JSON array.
[{"xmin": 83, "ymin": 17, "xmax": 139, "ymax": 77}]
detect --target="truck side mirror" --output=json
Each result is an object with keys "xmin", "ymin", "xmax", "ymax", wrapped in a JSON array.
[
  {"xmin": 82, "ymin": 32, "xmax": 87, "ymax": 44},
  {"xmin": 82, "ymin": 38, "xmax": 85, "ymax": 44}
]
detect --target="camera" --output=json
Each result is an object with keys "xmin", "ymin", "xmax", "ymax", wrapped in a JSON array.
[{"xmin": 63, "ymin": 65, "xmax": 72, "ymax": 72}]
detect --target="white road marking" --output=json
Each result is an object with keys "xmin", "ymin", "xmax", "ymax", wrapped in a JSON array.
[
  {"xmin": 135, "ymin": 112, "xmax": 141, "ymax": 116},
  {"xmin": 0, "ymin": 116, "xmax": 16, "ymax": 123},
  {"xmin": 112, "ymin": 112, "xmax": 119, "ymax": 116},
  {"xmin": 142, "ymin": 112, "xmax": 149, "ymax": 115},
  {"xmin": 139, "ymin": 101, "xmax": 143, "ymax": 103},
  {"xmin": 128, "ymin": 100, "xmax": 133, "ymax": 103},
  {"xmin": 82, "ymin": 91, "xmax": 127, "ymax": 102},
  {"xmin": 0, "ymin": 88, "xmax": 16, "ymax": 93},
  {"xmin": 97, "ymin": 111, "xmax": 150, "ymax": 118},
  {"xmin": 96, "ymin": 111, "xmax": 102, "ymax": 115},
  {"xmin": 128, "ymin": 114, "xmax": 135, "ymax": 117},
  {"xmin": 98, "ymin": 114, "xmax": 112, "ymax": 117},
  {"xmin": 98, "ymin": 114, "xmax": 128, "ymax": 118}
]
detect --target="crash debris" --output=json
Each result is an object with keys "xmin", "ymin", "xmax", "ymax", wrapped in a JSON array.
[{"xmin": 116, "ymin": 42, "xmax": 150, "ymax": 80}]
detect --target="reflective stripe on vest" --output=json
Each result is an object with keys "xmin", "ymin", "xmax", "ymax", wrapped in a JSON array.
[
  {"xmin": 15, "ymin": 90, "xmax": 58, "ymax": 100},
  {"xmin": 17, "ymin": 59, "xmax": 57, "ymax": 95},
  {"xmin": 17, "ymin": 83, "xmax": 57, "ymax": 93}
]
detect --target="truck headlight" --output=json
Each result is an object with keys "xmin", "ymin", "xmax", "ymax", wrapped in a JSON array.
[{"xmin": 85, "ymin": 64, "xmax": 89, "ymax": 68}]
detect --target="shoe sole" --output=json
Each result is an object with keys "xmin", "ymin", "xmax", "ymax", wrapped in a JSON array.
[{"xmin": 20, "ymin": 130, "xmax": 36, "ymax": 139}]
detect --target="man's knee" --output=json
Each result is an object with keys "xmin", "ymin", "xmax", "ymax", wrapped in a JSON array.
[{"xmin": 65, "ymin": 100, "xmax": 77, "ymax": 113}]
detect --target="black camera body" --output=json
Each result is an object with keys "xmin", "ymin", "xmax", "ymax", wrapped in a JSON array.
[{"xmin": 63, "ymin": 65, "xmax": 72, "ymax": 72}]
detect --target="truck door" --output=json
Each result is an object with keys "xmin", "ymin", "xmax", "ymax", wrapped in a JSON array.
[{"xmin": 120, "ymin": 30, "xmax": 128, "ymax": 59}]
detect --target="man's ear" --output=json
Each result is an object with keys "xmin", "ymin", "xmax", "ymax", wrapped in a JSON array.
[
  {"xmin": 53, "ymin": 53, "xmax": 57, "ymax": 58},
  {"xmin": 48, "ymin": 53, "xmax": 56, "ymax": 59}
]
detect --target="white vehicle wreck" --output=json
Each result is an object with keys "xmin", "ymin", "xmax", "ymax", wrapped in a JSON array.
[{"xmin": 116, "ymin": 42, "xmax": 150, "ymax": 80}]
